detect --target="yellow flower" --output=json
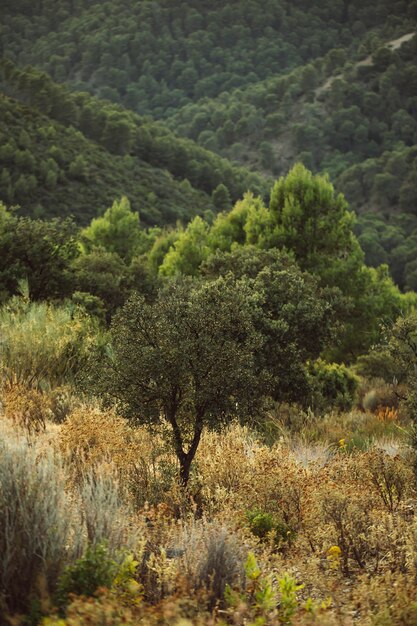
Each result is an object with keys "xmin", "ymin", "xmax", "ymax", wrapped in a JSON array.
[
  {"xmin": 326, "ymin": 545, "xmax": 342, "ymax": 570},
  {"xmin": 338, "ymin": 438, "xmax": 346, "ymax": 448}
]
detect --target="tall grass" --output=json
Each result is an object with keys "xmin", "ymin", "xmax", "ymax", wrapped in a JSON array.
[{"xmin": 0, "ymin": 297, "xmax": 95, "ymax": 389}]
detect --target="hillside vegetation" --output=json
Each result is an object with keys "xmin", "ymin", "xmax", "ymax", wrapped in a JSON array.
[
  {"xmin": 2, "ymin": 6, "xmax": 417, "ymax": 623},
  {"xmin": 2, "ymin": 0, "xmax": 414, "ymax": 118},
  {"xmin": 1, "ymin": 1, "xmax": 417, "ymax": 284},
  {"xmin": 0, "ymin": 60, "xmax": 268, "ymax": 225},
  {"xmin": 0, "ymin": 93, "xmax": 215, "ymax": 225}
]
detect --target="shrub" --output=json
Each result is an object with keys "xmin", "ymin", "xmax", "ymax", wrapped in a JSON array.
[
  {"xmin": 3, "ymin": 384, "xmax": 51, "ymax": 433},
  {"xmin": 48, "ymin": 385, "xmax": 80, "ymax": 424},
  {"xmin": 59, "ymin": 405, "xmax": 177, "ymax": 505},
  {"xmin": 366, "ymin": 450, "xmax": 411, "ymax": 513},
  {"xmin": 308, "ymin": 359, "xmax": 359, "ymax": 413},
  {"xmin": 362, "ymin": 384, "xmax": 401, "ymax": 413},
  {"xmin": 0, "ymin": 434, "xmax": 70, "ymax": 614},
  {"xmin": 246, "ymin": 509, "xmax": 294, "ymax": 547},
  {"xmin": 0, "ymin": 298, "xmax": 96, "ymax": 389},
  {"xmin": 59, "ymin": 406, "xmax": 131, "ymax": 484},
  {"xmin": 181, "ymin": 522, "xmax": 246, "ymax": 609},
  {"xmin": 78, "ymin": 469, "xmax": 137, "ymax": 555},
  {"xmin": 56, "ymin": 543, "xmax": 119, "ymax": 610}
]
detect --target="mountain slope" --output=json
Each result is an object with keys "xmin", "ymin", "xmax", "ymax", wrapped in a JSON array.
[
  {"xmin": 164, "ymin": 31, "xmax": 417, "ymax": 212},
  {"xmin": 0, "ymin": 61, "xmax": 269, "ymax": 224},
  {"xmin": 0, "ymin": 93, "xmax": 215, "ymax": 225},
  {"xmin": 1, "ymin": 0, "xmax": 414, "ymax": 118}
]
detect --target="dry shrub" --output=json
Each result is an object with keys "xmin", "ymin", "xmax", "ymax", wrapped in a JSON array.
[
  {"xmin": 180, "ymin": 520, "xmax": 246, "ymax": 610},
  {"xmin": 375, "ymin": 406, "xmax": 399, "ymax": 422},
  {"xmin": 0, "ymin": 432, "xmax": 70, "ymax": 614},
  {"xmin": 244, "ymin": 444, "xmax": 309, "ymax": 534},
  {"xmin": 59, "ymin": 405, "xmax": 130, "ymax": 481},
  {"xmin": 353, "ymin": 571, "xmax": 417, "ymax": 625},
  {"xmin": 47, "ymin": 385, "xmax": 80, "ymax": 423},
  {"xmin": 365, "ymin": 449, "xmax": 412, "ymax": 513},
  {"xmin": 195, "ymin": 425, "xmax": 309, "ymax": 533},
  {"xmin": 319, "ymin": 488, "xmax": 379, "ymax": 574},
  {"xmin": 59, "ymin": 406, "xmax": 177, "ymax": 506},
  {"xmin": 3, "ymin": 383, "xmax": 52, "ymax": 434},
  {"xmin": 362, "ymin": 384, "xmax": 402, "ymax": 413},
  {"xmin": 78, "ymin": 469, "xmax": 140, "ymax": 557},
  {"xmin": 194, "ymin": 425, "xmax": 258, "ymax": 510}
]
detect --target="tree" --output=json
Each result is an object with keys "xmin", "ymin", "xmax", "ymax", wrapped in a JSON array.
[
  {"xmin": 268, "ymin": 163, "xmax": 357, "ymax": 278},
  {"xmin": 72, "ymin": 249, "xmax": 129, "ymax": 320},
  {"xmin": 202, "ymin": 247, "xmax": 338, "ymax": 403},
  {"xmin": 0, "ymin": 204, "xmax": 78, "ymax": 302},
  {"xmin": 159, "ymin": 216, "xmax": 210, "ymax": 276},
  {"xmin": 209, "ymin": 192, "xmax": 258, "ymax": 252},
  {"xmin": 211, "ymin": 183, "xmax": 232, "ymax": 211},
  {"xmin": 81, "ymin": 197, "xmax": 144, "ymax": 262},
  {"xmin": 92, "ymin": 277, "xmax": 263, "ymax": 485}
]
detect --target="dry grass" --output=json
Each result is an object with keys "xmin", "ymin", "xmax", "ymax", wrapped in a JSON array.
[{"xmin": 1, "ymin": 403, "xmax": 417, "ymax": 625}]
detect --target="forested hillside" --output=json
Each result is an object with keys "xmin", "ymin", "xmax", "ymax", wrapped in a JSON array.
[
  {"xmin": 0, "ymin": 93, "xmax": 215, "ymax": 225},
  {"xmin": 1, "ymin": 0, "xmax": 417, "ymax": 284},
  {"xmin": 0, "ymin": 61, "xmax": 268, "ymax": 224},
  {"xmin": 2, "ymin": 0, "xmax": 414, "ymax": 118}
]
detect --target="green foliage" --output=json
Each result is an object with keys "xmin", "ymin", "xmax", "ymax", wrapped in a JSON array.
[
  {"xmin": 0, "ymin": 297, "xmax": 95, "ymax": 389},
  {"xmin": 307, "ymin": 359, "xmax": 359, "ymax": 413},
  {"xmin": 56, "ymin": 544, "xmax": 119, "ymax": 610},
  {"xmin": 246, "ymin": 510, "xmax": 294, "ymax": 547},
  {"xmin": 202, "ymin": 246, "xmax": 338, "ymax": 402},
  {"xmin": 0, "ymin": 61, "xmax": 268, "ymax": 223},
  {"xmin": 226, "ymin": 553, "xmax": 305, "ymax": 623},
  {"xmin": 90, "ymin": 276, "xmax": 264, "ymax": 484},
  {"xmin": 277, "ymin": 573, "xmax": 305, "ymax": 624},
  {"xmin": 268, "ymin": 163, "xmax": 357, "ymax": 277},
  {"xmin": 4, "ymin": 0, "xmax": 406, "ymax": 120},
  {"xmin": 0, "ymin": 202, "xmax": 78, "ymax": 302},
  {"xmin": 159, "ymin": 216, "xmax": 210, "ymax": 276},
  {"xmin": 0, "ymin": 91, "xmax": 215, "ymax": 227},
  {"xmin": 81, "ymin": 197, "xmax": 145, "ymax": 262},
  {"xmin": 212, "ymin": 183, "xmax": 232, "ymax": 212}
]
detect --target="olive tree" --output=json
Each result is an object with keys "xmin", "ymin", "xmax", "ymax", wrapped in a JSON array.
[{"xmin": 93, "ymin": 276, "xmax": 263, "ymax": 485}]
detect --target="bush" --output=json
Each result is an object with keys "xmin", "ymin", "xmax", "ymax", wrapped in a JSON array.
[
  {"xmin": 181, "ymin": 522, "xmax": 245, "ymax": 609},
  {"xmin": 3, "ymin": 384, "xmax": 51, "ymax": 433},
  {"xmin": 56, "ymin": 544, "xmax": 119, "ymax": 610},
  {"xmin": 59, "ymin": 405, "xmax": 177, "ymax": 506},
  {"xmin": 362, "ymin": 384, "xmax": 401, "ymax": 413},
  {"xmin": 0, "ymin": 298, "xmax": 96, "ymax": 389},
  {"xmin": 308, "ymin": 359, "xmax": 359, "ymax": 413},
  {"xmin": 0, "ymin": 434, "xmax": 70, "ymax": 614},
  {"xmin": 78, "ymin": 470, "xmax": 137, "ymax": 555},
  {"xmin": 246, "ymin": 509, "xmax": 294, "ymax": 547}
]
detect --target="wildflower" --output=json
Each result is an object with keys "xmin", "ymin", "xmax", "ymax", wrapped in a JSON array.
[{"xmin": 326, "ymin": 545, "xmax": 342, "ymax": 570}]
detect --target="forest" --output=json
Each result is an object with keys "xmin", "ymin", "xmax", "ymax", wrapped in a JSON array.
[{"xmin": 1, "ymin": 1, "xmax": 417, "ymax": 625}]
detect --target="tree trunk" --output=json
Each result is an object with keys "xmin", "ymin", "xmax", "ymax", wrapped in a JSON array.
[{"xmin": 166, "ymin": 407, "xmax": 203, "ymax": 487}]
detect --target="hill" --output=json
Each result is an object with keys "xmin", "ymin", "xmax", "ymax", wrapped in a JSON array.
[
  {"xmin": 0, "ymin": 93, "xmax": 215, "ymax": 226},
  {"xmin": 0, "ymin": 62, "xmax": 268, "ymax": 225},
  {"xmin": 1, "ymin": 1, "xmax": 417, "ymax": 285},
  {"xmin": 2, "ymin": 0, "xmax": 414, "ymax": 118}
]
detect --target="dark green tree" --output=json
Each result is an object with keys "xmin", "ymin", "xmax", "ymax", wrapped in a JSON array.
[
  {"xmin": 92, "ymin": 277, "xmax": 263, "ymax": 485},
  {"xmin": 0, "ymin": 203, "xmax": 78, "ymax": 302},
  {"xmin": 202, "ymin": 247, "xmax": 338, "ymax": 403}
]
